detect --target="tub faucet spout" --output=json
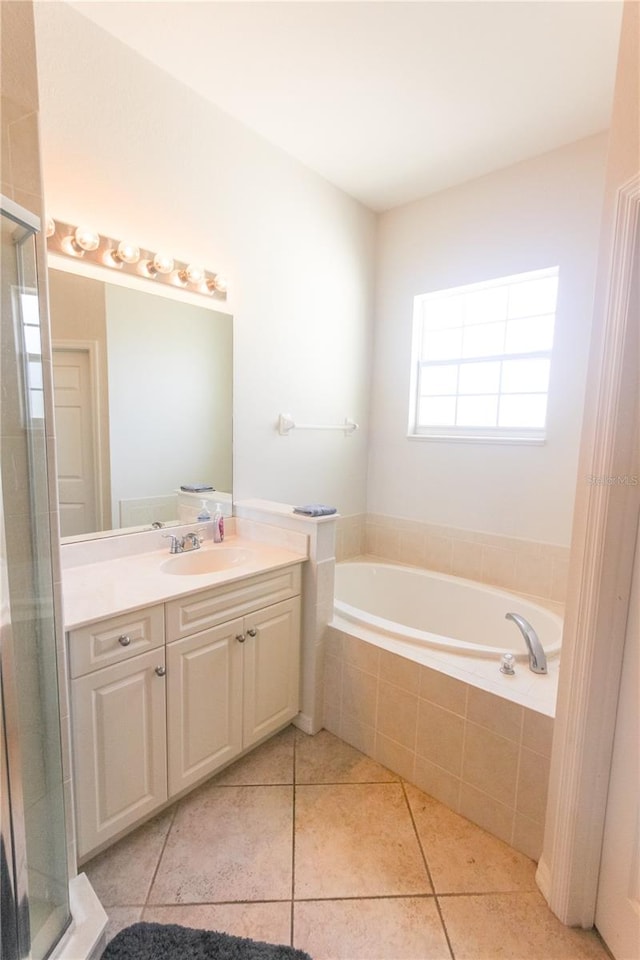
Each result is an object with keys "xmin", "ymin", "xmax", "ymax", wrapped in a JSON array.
[{"xmin": 505, "ymin": 613, "xmax": 547, "ymax": 674}]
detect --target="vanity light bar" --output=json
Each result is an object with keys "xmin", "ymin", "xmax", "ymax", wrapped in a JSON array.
[{"xmin": 46, "ymin": 219, "xmax": 227, "ymax": 299}]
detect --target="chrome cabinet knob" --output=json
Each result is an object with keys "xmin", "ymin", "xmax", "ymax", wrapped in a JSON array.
[
  {"xmin": 246, "ymin": 628, "xmax": 257, "ymax": 638},
  {"xmin": 236, "ymin": 633, "xmax": 246, "ymax": 643},
  {"xmin": 155, "ymin": 665, "xmax": 166, "ymax": 677},
  {"xmin": 118, "ymin": 634, "xmax": 131, "ymax": 647}
]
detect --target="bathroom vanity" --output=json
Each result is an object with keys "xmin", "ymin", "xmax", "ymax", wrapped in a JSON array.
[{"xmin": 61, "ymin": 525, "xmax": 307, "ymax": 860}]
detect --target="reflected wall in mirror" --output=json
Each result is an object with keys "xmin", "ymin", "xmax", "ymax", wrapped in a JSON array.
[{"xmin": 48, "ymin": 268, "xmax": 232, "ymax": 540}]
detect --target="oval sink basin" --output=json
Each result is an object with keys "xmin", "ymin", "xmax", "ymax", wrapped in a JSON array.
[{"xmin": 161, "ymin": 548, "xmax": 252, "ymax": 576}]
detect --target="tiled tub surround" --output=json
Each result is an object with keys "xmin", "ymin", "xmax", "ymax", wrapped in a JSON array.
[
  {"xmin": 323, "ymin": 630, "xmax": 554, "ymax": 861},
  {"xmin": 335, "ymin": 513, "xmax": 570, "ymax": 605}
]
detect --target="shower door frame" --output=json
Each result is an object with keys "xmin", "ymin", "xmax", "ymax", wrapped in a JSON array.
[
  {"xmin": 0, "ymin": 194, "xmax": 72, "ymax": 960},
  {"xmin": 1, "ymin": 195, "xmax": 43, "ymax": 960}
]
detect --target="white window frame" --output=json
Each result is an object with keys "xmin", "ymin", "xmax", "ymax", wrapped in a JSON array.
[{"xmin": 408, "ymin": 267, "xmax": 559, "ymax": 444}]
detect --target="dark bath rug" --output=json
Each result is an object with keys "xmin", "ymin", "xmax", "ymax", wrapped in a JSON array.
[{"xmin": 100, "ymin": 921, "xmax": 313, "ymax": 960}]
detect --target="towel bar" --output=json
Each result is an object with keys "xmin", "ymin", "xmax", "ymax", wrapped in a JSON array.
[{"xmin": 277, "ymin": 413, "xmax": 358, "ymax": 436}]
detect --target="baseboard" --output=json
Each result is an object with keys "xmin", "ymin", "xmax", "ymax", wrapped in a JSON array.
[
  {"xmin": 536, "ymin": 854, "xmax": 552, "ymax": 904},
  {"xmin": 293, "ymin": 711, "xmax": 321, "ymax": 735}
]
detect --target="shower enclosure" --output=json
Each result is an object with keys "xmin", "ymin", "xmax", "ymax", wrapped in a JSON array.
[{"xmin": 1, "ymin": 197, "xmax": 71, "ymax": 959}]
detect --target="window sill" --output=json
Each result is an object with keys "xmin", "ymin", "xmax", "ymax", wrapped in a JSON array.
[{"xmin": 407, "ymin": 433, "xmax": 546, "ymax": 445}]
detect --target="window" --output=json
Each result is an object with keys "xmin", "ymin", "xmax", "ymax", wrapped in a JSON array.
[
  {"xmin": 408, "ymin": 267, "xmax": 559, "ymax": 442},
  {"xmin": 19, "ymin": 291, "xmax": 45, "ymax": 421}
]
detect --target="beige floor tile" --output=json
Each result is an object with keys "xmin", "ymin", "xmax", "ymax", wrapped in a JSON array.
[
  {"xmin": 83, "ymin": 809, "xmax": 174, "ymax": 906},
  {"xmin": 294, "ymin": 783, "xmax": 432, "ymax": 899},
  {"xmin": 440, "ymin": 891, "xmax": 612, "ymax": 959},
  {"xmin": 295, "ymin": 729, "xmax": 399, "ymax": 784},
  {"xmin": 102, "ymin": 906, "xmax": 143, "ymax": 944},
  {"xmin": 294, "ymin": 897, "xmax": 451, "ymax": 960},
  {"xmin": 143, "ymin": 902, "xmax": 292, "ymax": 946},
  {"xmin": 405, "ymin": 784, "xmax": 536, "ymax": 894},
  {"xmin": 212, "ymin": 725, "xmax": 295, "ymax": 785},
  {"xmin": 148, "ymin": 784, "xmax": 293, "ymax": 903}
]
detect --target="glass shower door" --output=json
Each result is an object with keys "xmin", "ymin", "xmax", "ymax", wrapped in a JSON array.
[{"xmin": 1, "ymin": 198, "xmax": 70, "ymax": 959}]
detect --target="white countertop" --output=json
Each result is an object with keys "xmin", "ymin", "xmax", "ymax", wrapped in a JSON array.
[{"xmin": 62, "ymin": 534, "xmax": 308, "ymax": 629}]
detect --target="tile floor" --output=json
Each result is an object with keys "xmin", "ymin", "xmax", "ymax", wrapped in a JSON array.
[{"xmin": 84, "ymin": 726, "xmax": 612, "ymax": 960}]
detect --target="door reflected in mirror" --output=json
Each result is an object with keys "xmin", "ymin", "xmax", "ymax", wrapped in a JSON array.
[{"xmin": 49, "ymin": 268, "xmax": 232, "ymax": 540}]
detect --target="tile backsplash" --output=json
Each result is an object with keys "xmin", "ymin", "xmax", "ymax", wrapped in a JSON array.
[{"xmin": 336, "ymin": 513, "xmax": 569, "ymax": 604}]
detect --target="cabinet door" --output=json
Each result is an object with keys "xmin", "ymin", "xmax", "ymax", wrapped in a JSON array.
[
  {"xmin": 166, "ymin": 618, "xmax": 244, "ymax": 797},
  {"xmin": 72, "ymin": 649, "xmax": 167, "ymax": 859},
  {"xmin": 243, "ymin": 597, "xmax": 301, "ymax": 748}
]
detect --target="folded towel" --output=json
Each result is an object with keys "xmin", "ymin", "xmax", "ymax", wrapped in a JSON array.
[
  {"xmin": 180, "ymin": 483, "xmax": 215, "ymax": 492},
  {"xmin": 293, "ymin": 504, "xmax": 337, "ymax": 517}
]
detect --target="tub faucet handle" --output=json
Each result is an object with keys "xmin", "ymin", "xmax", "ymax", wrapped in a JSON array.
[{"xmin": 500, "ymin": 653, "xmax": 516, "ymax": 675}]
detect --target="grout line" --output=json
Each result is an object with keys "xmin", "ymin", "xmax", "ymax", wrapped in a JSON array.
[
  {"xmin": 401, "ymin": 780, "xmax": 456, "ymax": 960},
  {"xmin": 142, "ymin": 802, "xmax": 180, "ymax": 915},
  {"xmin": 212, "ymin": 777, "xmax": 399, "ymax": 787},
  {"xmin": 128, "ymin": 889, "xmax": 537, "ymax": 908},
  {"xmin": 456, "ymin": 684, "xmax": 470, "ymax": 812},
  {"xmin": 295, "ymin": 777, "xmax": 400, "ymax": 786},
  {"xmin": 435, "ymin": 889, "xmax": 537, "ymax": 899},
  {"xmin": 291, "ymin": 889, "xmax": 538, "ymax": 902},
  {"xmin": 141, "ymin": 898, "xmax": 292, "ymax": 907},
  {"xmin": 292, "ymin": 892, "xmax": 438, "ymax": 903},
  {"xmin": 510, "ymin": 709, "xmax": 526, "ymax": 847},
  {"xmin": 290, "ymin": 730, "xmax": 297, "ymax": 946}
]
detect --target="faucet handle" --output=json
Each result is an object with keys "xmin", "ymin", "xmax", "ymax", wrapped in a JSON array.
[
  {"xmin": 183, "ymin": 531, "xmax": 202, "ymax": 549},
  {"xmin": 162, "ymin": 533, "xmax": 183, "ymax": 553}
]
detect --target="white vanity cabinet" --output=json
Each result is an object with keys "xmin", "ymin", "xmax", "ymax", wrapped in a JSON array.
[
  {"xmin": 69, "ymin": 606, "xmax": 167, "ymax": 859},
  {"xmin": 165, "ymin": 568, "xmax": 301, "ymax": 797},
  {"xmin": 165, "ymin": 617, "xmax": 244, "ymax": 796},
  {"xmin": 242, "ymin": 597, "xmax": 301, "ymax": 748},
  {"xmin": 69, "ymin": 564, "xmax": 301, "ymax": 860}
]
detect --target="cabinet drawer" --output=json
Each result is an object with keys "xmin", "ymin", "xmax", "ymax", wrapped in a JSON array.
[
  {"xmin": 166, "ymin": 565, "xmax": 301, "ymax": 642},
  {"xmin": 69, "ymin": 605, "xmax": 165, "ymax": 678}
]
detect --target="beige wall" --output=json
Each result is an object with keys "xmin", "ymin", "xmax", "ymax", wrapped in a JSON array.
[
  {"xmin": 370, "ymin": 135, "xmax": 609, "ymax": 547},
  {"xmin": 34, "ymin": 2, "xmax": 376, "ymax": 518},
  {"xmin": 105, "ymin": 283, "xmax": 232, "ymax": 522}
]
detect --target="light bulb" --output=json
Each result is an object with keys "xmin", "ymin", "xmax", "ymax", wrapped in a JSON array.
[
  {"xmin": 61, "ymin": 225, "xmax": 100, "ymax": 257},
  {"xmin": 206, "ymin": 275, "xmax": 228, "ymax": 295},
  {"xmin": 45, "ymin": 217, "xmax": 56, "ymax": 238},
  {"xmin": 105, "ymin": 240, "xmax": 140, "ymax": 268},
  {"xmin": 146, "ymin": 252, "xmax": 174, "ymax": 276},
  {"xmin": 178, "ymin": 264, "xmax": 204, "ymax": 285},
  {"xmin": 74, "ymin": 226, "xmax": 100, "ymax": 252}
]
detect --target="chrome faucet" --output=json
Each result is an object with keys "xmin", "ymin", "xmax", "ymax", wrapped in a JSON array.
[
  {"xmin": 162, "ymin": 532, "xmax": 203, "ymax": 554},
  {"xmin": 505, "ymin": 613, "xmax": 547, "ymax": 674}
]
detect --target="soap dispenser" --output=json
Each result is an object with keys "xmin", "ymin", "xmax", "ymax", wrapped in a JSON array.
[
  {"xmin": 196, "ymin": 499, "xmax": 211, "ymax": 521},
  {"xmin": 213, "ymin": 503, "xmax": 224, "ymax": 543}
]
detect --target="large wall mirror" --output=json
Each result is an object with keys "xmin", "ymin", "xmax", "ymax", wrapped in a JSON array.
[{"xmin": 48, "ymin": 267, "xmax": 233, "ymax": 541}]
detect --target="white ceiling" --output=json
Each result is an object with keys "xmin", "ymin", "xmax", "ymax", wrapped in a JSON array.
[{"xmin": 67, "ymin": 0, "xmax": 623, "ymax": 211}]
